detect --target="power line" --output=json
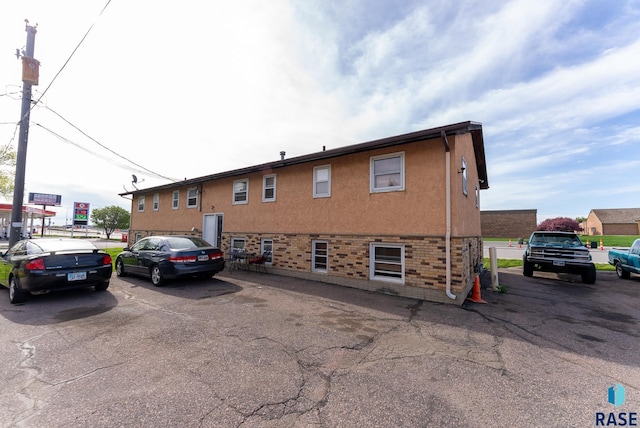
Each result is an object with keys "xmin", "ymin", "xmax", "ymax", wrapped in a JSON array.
[
  {"xmin": 33, "ymin": 120, "xmax": 178, "ymax": 181},
  {"xmin": 31, "ymin": 0, "xmax": 113, "ymax": 110}
]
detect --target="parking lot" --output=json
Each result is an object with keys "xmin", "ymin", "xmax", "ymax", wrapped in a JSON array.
[{"xmin": 0, "ymin": 267, "xmax": 638, "ymax": 427}]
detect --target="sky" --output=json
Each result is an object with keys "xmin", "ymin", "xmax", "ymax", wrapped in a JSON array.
[{"xmin": 1, "ymin": 0, "xmax": 639, "ymax": 227}]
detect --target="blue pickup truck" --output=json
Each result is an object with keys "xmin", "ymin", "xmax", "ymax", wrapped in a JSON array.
[{"xmin": 608, "ymin": 239, "xmax": 640, "ymax": 279}]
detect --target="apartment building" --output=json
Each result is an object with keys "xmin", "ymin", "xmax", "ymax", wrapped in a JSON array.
[{"xmin": 120, "ymin": 121, "xmax": 489, "ymax": 305}]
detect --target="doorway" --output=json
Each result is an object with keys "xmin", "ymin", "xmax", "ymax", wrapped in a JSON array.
[{"xmin": 203, "ymin": 213, "xmax": 224, "ymax": 248}]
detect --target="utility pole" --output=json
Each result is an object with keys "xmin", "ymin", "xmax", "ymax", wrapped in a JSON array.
[{"xmin": 10, "ymin": 21, "xmax": 39, "ymax": 247}]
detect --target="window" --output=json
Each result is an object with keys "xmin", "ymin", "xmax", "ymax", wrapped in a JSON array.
[
  {"xmin": 371, "ymin": 152, "xmax": 404, "ymax": 192},
  {"xmin": 370, "ymin": 243, "xmax": 404, "ymax": 283},
  {"xmin": 461, "ymin": 156, "xmax": 468, "ymax": 196},
  {"xmin": 263, "ymin": 174, "xmax": 276, "ymax": 202},
  {"xmin": 261, "ymin": 239, "xmax": 273, "ymax": 264},
  {"xmin": 312, "ymin": 240, "xmax": 328, "ymax": 273},
  {"xmin": 231, "ymin": 238, "xmax": 246, "ymax": 251},
  {"xmin": 475, "ymin": 182, "xmax": 480, "ymax": 208},
  {"xmin": 153, "ymin": 193, "xmax": 159, "ymax": 211},
  {"xmin": 187, "ymin": 188, "xmax": 198, "ymax": 208},
  {"xmin": 137, "ymin": 195, "xmax": 145, "ymax": 212},
  {"xmin": 313, "ymin": 165, "xmax": 331, "ymax": 198},
  {"xmin": 233, "ymin": 179, "xmax": 248, "ymax": 204},
  {"xmin": 172, "ymin": 191, "xmax": 179, "ymax": 210}
]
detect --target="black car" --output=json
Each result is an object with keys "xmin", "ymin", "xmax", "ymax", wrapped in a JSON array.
[
  {"xmin": 115, "ymin": 235, "xmax": 225, "ymax": 286},
  {"xmin": 0, "ymin": 238, "xmax": 113, "ymax": 304},
  {"xmin": 523, "ymin": 231, "xmax": 596, "ymax": 284}
]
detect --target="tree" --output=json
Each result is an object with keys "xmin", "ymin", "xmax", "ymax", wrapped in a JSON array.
[
  {"xmin": 0, "ymin": 143, "xmax": 17, "ymax": 198},
  {"xmin": 91, "ymin": 206, "xmax": 130, "ymax": 239},
  {"xmin": 575, "ymin": 216, "xmax": 587, "ymax": 223},
  {"xmin": 537, "ymin": 217, "xmax": 583, "ymax": 232}
]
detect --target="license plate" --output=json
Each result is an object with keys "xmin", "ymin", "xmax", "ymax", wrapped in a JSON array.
[
  {"xmin": 68, "ymin": 272, "xmax": 87, "ymax": 281},
  {"xmin": 198, "ymin": 255, "xmax": 209, "ymax": 262},
  {"xmin": 553, "ymin": 260, "xmax": 565, "ymax": 267}
]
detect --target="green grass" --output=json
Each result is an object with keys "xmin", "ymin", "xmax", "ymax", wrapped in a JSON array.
[
  {"xmin": 483, "ymin": 258, "xmax": 615, "ymax": 271},
  {"xmin": 486, "ymin": 235, "xmax": 639, "ymax": 247},
  {"xmin": 105, "ymin": 248, "xmax": 124, "ymax": 271}
]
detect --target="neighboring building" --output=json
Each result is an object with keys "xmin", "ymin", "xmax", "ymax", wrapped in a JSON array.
[
  {"xmin": 481, "ymin": 209, "xmax": 537, "ymax": 239},
  {"xmin": 584, "ymin": 208, "xmax": 640, "ymax": 236},
  {"xmin": 120, "ymin": 121, "xmax": 489, "ymax": 305}
]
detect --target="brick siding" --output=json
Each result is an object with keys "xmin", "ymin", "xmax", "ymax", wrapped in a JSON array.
[
  {"xmin": 481, "ymin": 210, "xmax": 537, "ymax": 239},
  {"xmin": 220, "ymin": 232, "xmax": 483, "ymax": 305}
]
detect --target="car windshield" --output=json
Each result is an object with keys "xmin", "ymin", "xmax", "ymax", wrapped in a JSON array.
[
  {"xmin": 531, "ymin": 234, "xmax": 583, "ymax": 246},
  {"xmin": 30, "ymin": 239, "xmax": 97, "ymax": 252},
  {"xmin": 165, "ymin": 237, "xmax": 212, "ymax": 250}
]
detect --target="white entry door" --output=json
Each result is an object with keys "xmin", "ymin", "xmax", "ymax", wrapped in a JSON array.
[{"xmin": 203, "ymin": 213, "xmax": 223, "ymax": 248}]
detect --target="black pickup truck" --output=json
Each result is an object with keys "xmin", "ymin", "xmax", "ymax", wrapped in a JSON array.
[{"xmin": 523, "ymin": 231, "xmax": 596, "ymax": 284}]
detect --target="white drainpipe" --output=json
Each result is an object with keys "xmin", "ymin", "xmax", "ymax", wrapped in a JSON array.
[{"xmin": 445, "ymin": 149, "xmax": 456, "ymax": 300}]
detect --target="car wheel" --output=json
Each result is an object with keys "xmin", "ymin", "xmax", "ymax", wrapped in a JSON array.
[
  {"xmin": 581, "ymin": 265, "xmax": 596, "ymax": 284},
  {"xmin": 150, "ymin": 265, "xmax": 164, "ymax": 287},
  {"xmin": 523, "ymin": 258, "xmax": 533, "ymax": 277},
  {"xmin": 615, "ymin": 262, "xmax": 630, "ymax": 279},
  {"xmin": 115, "ymin": 258, "xmax": 127, "ymax": 277},
  {"xmin": 95, "ymin": 281, "xmax": 110, "ymax": 291},
  {"xmin": 9, "ymin": 276, "xmax": 28, "ymax": 304}
]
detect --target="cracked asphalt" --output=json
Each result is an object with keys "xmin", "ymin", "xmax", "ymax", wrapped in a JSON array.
[{"xmin": 0, "ymin": 268, "xmax": 638, "ymax": 427}]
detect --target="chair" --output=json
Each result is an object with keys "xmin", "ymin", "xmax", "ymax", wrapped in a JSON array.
[
  {"xmin": 248, "ymin": 251, "xmax": 270, "ymax": 274},
  {"xmin": 228, "ymin": 249, "xmax": 246, "ymax": 273}
]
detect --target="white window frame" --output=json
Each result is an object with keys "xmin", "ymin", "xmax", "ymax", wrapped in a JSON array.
[
  {"xmin": 137, "ymin": 195, "xmax": 145, "ymax": 212},
  {"xmin": 231, "ymin": 238, "xmax": 246, "ymax": 251},
  {"xmin": 370, "ymin": 152, "xmax": 405, "ymax": 193},
  {"xmin": 475, "ymin": 182, "xmax": 480, "ymax": 208},
  {"xmin": 233, "ymin": 179, "xmax": 249, "ymax": 205},
  {"xmin": 369, "ymin": 243, "xmax": 404, "ymax": 283},
  {"xmin": 261, "ymin": 238, "xmax": 273, "ymax": 265},
  {"xmin": 313, "ymin": 165, "xmax": 331, "ymax": 198},
  {"xmin": 262, "ymin": 174, "xmax": 276, "ymax": 202},
  {"xmin": 172, "ymin": 190, "xmax": 179, "ymax": 210},
  {"xmin": 461, "ymin": 156, "xmax": 468, "ymax": 196},
  {"xmin": 312, "ymin": 240, "xmax": 329, "ymax": 273},
  {"xmin": 153, "ymin": 193, "xmax": 159, "ymax": 211},
  {"xmin": 187, "ymin": 187, "xmax": 198, "ymax": 208}
]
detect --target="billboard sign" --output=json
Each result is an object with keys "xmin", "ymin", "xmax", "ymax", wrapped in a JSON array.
[{"xmin": 28, "ymin": 192, "xmax": 62, "ymax": 206}]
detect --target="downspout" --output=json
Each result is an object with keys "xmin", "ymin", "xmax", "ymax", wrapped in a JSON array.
[{"xmin": 442, "ymin": 132, "xmax": 456, "ymax": 300}]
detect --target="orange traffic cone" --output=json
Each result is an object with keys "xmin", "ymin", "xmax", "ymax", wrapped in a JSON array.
[{"xmin": 467, "ymin": 275, "xmax": 487, "ymax": 304}]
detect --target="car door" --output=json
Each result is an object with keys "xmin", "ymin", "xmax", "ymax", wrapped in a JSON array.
[
  {"xmin": 136, "ymin": 238, "xmax": 162, "ymax": 274},
  {"xmin": 0, "ymin": 242, "xmax": 25, "ymax": 286},
  {"xmin": 630, "ymin": 240, "xmax": 640, "ymax": 272},
  {"xmin": 122, "ymin": 238, "xmax": 148, "ymax": 275}
]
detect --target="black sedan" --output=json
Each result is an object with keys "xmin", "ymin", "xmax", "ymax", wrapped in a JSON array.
[
  {"xmin": 0, "ymin": 238, "xmax": 113, "ymax": 304},
  {"xmin": 115, "ymin": 235, "xmax": 225, "ymax": 286}
]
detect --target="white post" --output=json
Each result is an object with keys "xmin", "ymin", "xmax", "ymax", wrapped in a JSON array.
[{"xmin": 489, "ymin": 246, "xmax": 499, "ymax": 291}]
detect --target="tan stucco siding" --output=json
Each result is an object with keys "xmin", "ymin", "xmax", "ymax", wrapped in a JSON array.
[
  {"xmin": 201, "ymin": 138, "xmax": 451, "ymax": 236},
  {"xmin": 450, "ymin": 133, "xmax": 482, "ymax": 237},
  {"xmin": 129, "ymin": 134, "xmax": 482, "ymax": 239},
  {"xmin": 129, "ymin": 190, "xmax": 205, "ymax": 233}
]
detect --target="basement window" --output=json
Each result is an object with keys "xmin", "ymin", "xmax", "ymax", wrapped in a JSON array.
[
  {"xmin": 312, "ymin": 240, "xmax": 328, "ymax": 273},
  {"xmin": 370, "ymin": 243, "xmax": 404, "ymax": 283}
]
